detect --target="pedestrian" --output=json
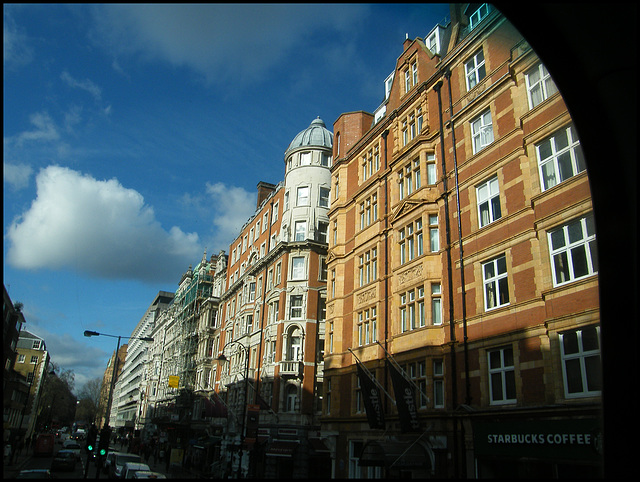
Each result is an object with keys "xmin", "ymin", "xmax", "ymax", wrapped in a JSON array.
[
  {"xmin": 30, "ymin": 434, "xmax": 37, "ymax": 453},
  {"xmin": 4, "ymin": 443, "xmax": 12, "ymax": 465},
  {"xmin": 165, "ymin": 445, "xmax": 170, "ymax": 473}
]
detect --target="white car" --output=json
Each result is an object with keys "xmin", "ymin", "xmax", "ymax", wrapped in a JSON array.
[
  {"xmin": 62, "ymin": 439, "xmax": 82, "ymax": 460},
  {"xmin": 108, "ymin": 452, "xmax": 142, "ymax": 478},
  {"xmin": 133, "ymin": 471, "xmax": 167, "ymax": 479},
  {"xmin": 122, "ymin": 462, "xmax": 151, "ymax": 479}
]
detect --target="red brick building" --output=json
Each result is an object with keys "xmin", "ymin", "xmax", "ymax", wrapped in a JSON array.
[{"xmin": 323, "ymin": 4, "xmax": 602, "ymax": 478}]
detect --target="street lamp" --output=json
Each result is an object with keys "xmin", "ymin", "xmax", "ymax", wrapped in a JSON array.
[
  {"xmin": 83, "ymin": 331, "xmax": 153, "ymax": 429},
  {"xmin": 216, "ymin": 340, "xmax": 250, "ymax": 478}
]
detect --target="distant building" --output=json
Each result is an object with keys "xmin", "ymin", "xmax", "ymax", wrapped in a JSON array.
[
  {"xmin": 14, "ymin": 330, "xmax": 50, "ymax": 437},
  {"xmin": 323, "ymin": 3, "xmax": 602, "ymax": 478},
  {"xmin": 97, "ymin": 343, "xmax": 127, "ymax": 429},
  {"xmin": 3, "ymin": 285, "xmax": 28, "ymax": 438},
  {"xmin": 144, "ymin": 252, "xmax": 227, "ymax": 447},
  {"xmin": 111, "ymin": 291, "xmax": 173, "ymax": 434},
  {"xmin": 203, "ymin": 117, "xmax": 333, "ymax": 478}
]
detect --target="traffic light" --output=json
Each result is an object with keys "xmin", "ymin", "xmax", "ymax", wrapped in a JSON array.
[
  {"xmin": 98, "ymin": 427, "xmax": 111, "ymax": 457},
  {"xmin": 86, "ymin": 424, "xmax": 98, "ymax": 454}
]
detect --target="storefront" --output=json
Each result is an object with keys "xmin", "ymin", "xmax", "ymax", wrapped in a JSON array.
[{"xmin": 472, "ymin": 418, "xmax": 603, "ymax": 478}]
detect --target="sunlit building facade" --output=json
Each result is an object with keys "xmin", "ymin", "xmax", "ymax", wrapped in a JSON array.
[
  {"xmin": 323, "ymin": 3, "xmax": 602, "ymax": 478},
  {"xmin": 211, "ymin": 118, "xmax": 333, "ymax": 478}
]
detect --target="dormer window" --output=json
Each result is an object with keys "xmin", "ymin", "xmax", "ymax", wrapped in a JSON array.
[
  {"xmin": 427, "ymin": 29, "xmax": 440, "ymax": 54},
  {"xmin": 468, "ymin": 3, "xmax": 491, "ymax": 30},
  {"xmin": 384, "ymin": 72, "xmax": 394, "ymax": 99}
]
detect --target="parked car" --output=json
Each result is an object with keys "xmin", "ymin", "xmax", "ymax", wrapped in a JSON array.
[
  {"xmin": 16, "ymin": 469, "xmax": 55, "ymax": 478},
  {"xmin": 108, "ymin": 452, "xmax": 142, "ymax": 479},
  {"xmin": 133, "ymin": 471, "xmax": 167, "ymax": 479},
  {"xmin": 122, "ymin": 462, "xmax": 151, "ymax": 479},
  {"xmin": 33, "ymin": 434, "xmax": 55, "ymax": 457},
  {"xmin": 62, "ymin": 438, "xmax": 82, "ymax": 460},
  {"xmin": 51, "ymin": 449, "xmax": 77, "ymax": 471}
]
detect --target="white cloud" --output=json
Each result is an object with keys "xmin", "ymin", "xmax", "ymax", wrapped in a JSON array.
[
  {"xmin": 6, "ymin": 165, "xmax": 202, "ymax": 283},
  {"xmin": 205, "ymin": 182, "xmax": 257, "ymax": 250},
  {"xmin": 3, "ymin": 9, "xmax": 33, "ymax": 67},
  {"xmin": 14, "ymin": 111, "xmax": 60, "ymax": 145},
  {"xmin": 89, "ymin": 4, "xmax": 367, "ymax": 85},
  {"xmin": 60, "ymin": 70, "xmax": 103, "ymax": 102},
  {"xmin": 3, "ymin": 162, "xmax": 33, "ymax": 190}
]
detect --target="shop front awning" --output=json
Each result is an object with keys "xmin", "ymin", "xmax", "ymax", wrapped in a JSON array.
[
  {"xmin": 359, "ymin": 439, "xmax": 432, "ymax": 469},
  {"xmin": 265, "ymin": 440, "xmax": 299, "ymax": 457}
]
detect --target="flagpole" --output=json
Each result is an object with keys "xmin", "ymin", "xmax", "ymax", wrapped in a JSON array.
[
  {"xmin": 348, "ymin": 348, "xmax": 395, "ymax": 403},
  {"xmin": 376, "ymin": 341, "xmax": 430, "ymax": 404}
]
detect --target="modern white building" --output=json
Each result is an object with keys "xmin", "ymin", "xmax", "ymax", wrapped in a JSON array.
[{"xmin": 112, "ymin": 291, "xmax": 173, "ymax": 433}]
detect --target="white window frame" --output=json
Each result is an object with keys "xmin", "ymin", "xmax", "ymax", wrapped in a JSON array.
[
  {"xmin": 399, "ymin": 218, "xmax": 423, "ymax": 264},
  {"xmin": 358, "ymin": 248, "xmax": 378, "ymax": 287},
  {"xmin": 294, "ymin": 221, "xmax": 306, "ymax": 241},
  {"xmin": 548, "ymin": 214, "xmax": 598, "ymax": 286},
  {"xmin": 482, "ymin": 254, "xmax": 510, "ymax": 311},
  {"xmin": 559, "ymin": 325, "xmax": 602, "ymax": 398},
  {"xmin": 471, "ymin": 109, "xmax": 494, "ymax": 154},
  {"xmin": 426, "ymin": 153, "xmax": 437, "ymax": 185},
  {"xmin": 526, "ymin": 63, "xmax": 558, "ymax": 109},
  {"xmin": 319, "ymin": 187, "xmax": 330, "ymax": 208},
  {"xmin": 476, "ymin": 175, "xmax": 502, "ymax": 227},
  {"xmin": 296, "ymin": 186, "xmax": 310, "ymax": 206},
  {"xmin": 400, "ymin": 287, "xmax": 425, "ymax": 332},
  {"xmin": 465, "ymin": 48, "xmax": 486, "ymax": 91},
  {"xmin": 488, "ymin": 346, "xmax": 516, "ymax": 405},
  {"xmin": 427, "ymin": 29, "xmax": 440, "ymax": 54},
  {"xmin": 431, "ymin": 283, "xmax": 442, "ymax": 325},
  {"xmin": 429, "ymin": 214, "xmax": 439, "ymax": 252},
  {"xmin": 290, "ymin": 295, "xmax": 304, "ymax": 319},
  {"xmin": 291, "ymin": 256, "xmax": 306, "ymax": 280},
  {"xmin": 469, "ymin": 3, "xmax": 490, "ymax": 30},
  {"xmin": 300, "ymin": 151, "xmax": 312, "ymax": 166},
  {"xmin": 536, "ymin": 124, "xmax": 585, "ymax": 191}
]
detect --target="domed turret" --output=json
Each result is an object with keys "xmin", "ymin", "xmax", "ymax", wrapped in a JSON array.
[{"xmin": 285, "ymin": 117, "xmax": 333, "ymax": 156}]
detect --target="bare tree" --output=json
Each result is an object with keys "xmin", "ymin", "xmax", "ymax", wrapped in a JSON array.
[{"xmin": 77, "ymin": 378, "xmax": 102, "ymax": 424}]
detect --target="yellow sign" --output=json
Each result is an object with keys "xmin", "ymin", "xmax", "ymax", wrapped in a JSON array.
[{"xmin": 168, "ymin": 375, "xmax": 179, "ymax": 388}]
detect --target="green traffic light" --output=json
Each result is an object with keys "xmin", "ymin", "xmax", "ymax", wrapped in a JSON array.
[
  {"xmin": 99, "ymin": 449, "xmax": 106, "ymax": 455},
  {"xmin": 88, "ymin": 445, "xmax": 93, "ymax": 451}
]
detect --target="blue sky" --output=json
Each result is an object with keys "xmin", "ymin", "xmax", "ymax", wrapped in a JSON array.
[{"xmin": 3, "ymin": 3, "xmax": 451, "ymax": 393}]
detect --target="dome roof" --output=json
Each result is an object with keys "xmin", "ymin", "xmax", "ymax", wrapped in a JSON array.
[{"xmin": 285, "ymin": 117, "xmax": 333, "ymax": 155}]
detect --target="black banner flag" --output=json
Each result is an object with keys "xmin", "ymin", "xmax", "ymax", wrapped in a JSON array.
[
  {"xmin": 387, "ymin": 360, "xmax": 420, "ymax": 432},
  {"xmin": 356, "ymin": 362, "xmax": 385, "ymax": 430}
]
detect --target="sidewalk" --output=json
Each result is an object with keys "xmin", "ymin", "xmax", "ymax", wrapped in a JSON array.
[{"xmin": 3, "ymin": 451, "xmax": 32, "ymax": 479}]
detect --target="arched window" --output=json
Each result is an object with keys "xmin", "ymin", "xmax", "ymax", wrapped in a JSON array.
[{"xmin": 287, "ymin": 326, "xmax": 303, "ymax": 361}]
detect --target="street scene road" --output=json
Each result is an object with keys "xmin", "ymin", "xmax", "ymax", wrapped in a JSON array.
[{"xmin": 3, "ymin": 438, "xmax": 198, "ymax": 479}]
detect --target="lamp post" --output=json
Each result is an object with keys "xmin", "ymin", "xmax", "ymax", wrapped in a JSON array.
[
  {"xmin": 216, "ymin": 340, "xmax": 250, "ymax": 479},
  {"xmin": 84, "ymin": 331, "xmax": 153, "ymax": 429}
]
